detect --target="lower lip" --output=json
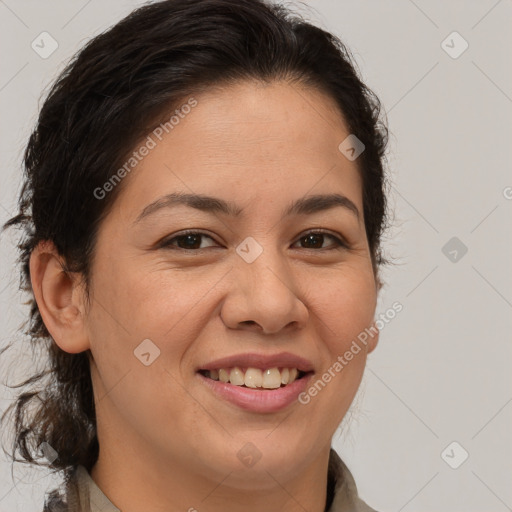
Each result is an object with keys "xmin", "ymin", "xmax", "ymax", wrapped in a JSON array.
[{"xmin": 197, "ymin": 372, "xmax": 313, "ymax": 413}]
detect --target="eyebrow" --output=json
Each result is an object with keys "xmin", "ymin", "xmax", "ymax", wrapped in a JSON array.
[{"xmin": 134, "ymin": 191, "xmax": 360, "ymax": 224}]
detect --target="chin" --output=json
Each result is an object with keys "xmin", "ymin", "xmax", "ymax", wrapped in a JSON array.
[{"xmin": 201, "ymin": 436, "xmax": 318, "ymax": 487}]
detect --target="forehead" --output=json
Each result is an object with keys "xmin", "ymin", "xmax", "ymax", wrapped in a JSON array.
[{"xmin": 112, "ymin": 80, "xmax": 363, "ymax": 221}]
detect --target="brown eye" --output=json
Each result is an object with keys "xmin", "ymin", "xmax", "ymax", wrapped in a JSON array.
[
  {"xmin": 160, "ymin": 231, "xmax": 218, "ymax": 250},
  {"xmin": 294, "ymin": 231, "xmax": 347, "ymax": 250},
  {"xmin": 158, "ymin": 229, "xmax": 347, "ymax": 252}
]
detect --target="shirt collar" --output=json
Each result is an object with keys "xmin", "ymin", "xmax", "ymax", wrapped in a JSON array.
[{"xmin": 326, "ymin": 449, "xmax": 377, "ymax": 512}]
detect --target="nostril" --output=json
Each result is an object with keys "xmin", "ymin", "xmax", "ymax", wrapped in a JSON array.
[{"xmin": 241, "ymin": 321, "xmax": 257, "ymax": 326}]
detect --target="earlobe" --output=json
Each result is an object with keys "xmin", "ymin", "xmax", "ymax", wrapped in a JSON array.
[{"xmin": 29, "ymin": 240, "xmax": 90, "ymax": 354}]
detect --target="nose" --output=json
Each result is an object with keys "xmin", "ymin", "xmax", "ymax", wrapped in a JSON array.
[{"xmin": 220, "ymin": 246, "xmax": 309, "ymax": 335}]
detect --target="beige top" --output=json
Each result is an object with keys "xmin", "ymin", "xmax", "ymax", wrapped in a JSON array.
[{"xmin": 45, "ymin": 449, "xmax": 377, "ymax": 512}]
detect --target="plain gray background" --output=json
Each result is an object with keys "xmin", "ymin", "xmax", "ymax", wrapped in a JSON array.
[{"xmin": 1, "ymin": 1, "xmax": 511, "ymax": 511}]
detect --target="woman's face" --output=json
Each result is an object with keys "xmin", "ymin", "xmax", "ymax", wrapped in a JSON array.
[{"xmin": 84, "ymin": 80, "xmax": 378, "ymax": 486}]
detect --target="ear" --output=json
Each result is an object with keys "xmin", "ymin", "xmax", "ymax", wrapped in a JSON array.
[
  {"xmin": 366, "ymin": 320, "xmax": 380, "ymax": 355},
  {"xmin": 29, "ymin": 240, "xmax": 90, "ymax": 354}
]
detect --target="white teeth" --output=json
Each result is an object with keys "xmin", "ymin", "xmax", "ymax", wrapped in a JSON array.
[
  {"xmin": 229, "ymin": 367, "xmax": 245, "ymax": 386},
  {"xmin": 244, "ymin": 368, "xmax": 263, "ymax": 388},
  {"xmin": 262, "ymin": 368, "xmax": 281, "ymax": 389},
  {"xmin": 206, "ymin": 367, "xmax": 302, "ymax": 388}
]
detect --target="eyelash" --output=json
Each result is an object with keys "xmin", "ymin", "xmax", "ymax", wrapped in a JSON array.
[{"xmin": 158, "ymin": 229, "xmax": 349, "ymax": 252}]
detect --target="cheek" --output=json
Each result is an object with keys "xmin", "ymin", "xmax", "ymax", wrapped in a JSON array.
[
  {"xmin": 91, "ymin": 252, "xmax": 194, "ymax": 330},
  {"xmin": 85, "ymin": 261, "xmax": 208, "ymax": 441},
  {"xmin": 311, "ymin": 266, "xmax": 377, "ymax": 349},
  {"xmin": 303, "ymin": 267, "xmax": 376, "ymax": 411},
  {"xmin": 125, "ymin": 267, "xmax": 221, "ymax": 341},
  {"xmin": 88, "ymin": 260, "xmax": 222, "ymax": 373}
]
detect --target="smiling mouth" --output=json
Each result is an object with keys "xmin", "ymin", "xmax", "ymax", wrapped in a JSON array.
[{"xmin": 198, "ymin": 367, "xmax": 309, "ymax": 389}]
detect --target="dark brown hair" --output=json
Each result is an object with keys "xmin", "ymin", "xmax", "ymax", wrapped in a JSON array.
[{"xmin": 0, "ymin": 0, "xmax": 389, "ymax": 504}]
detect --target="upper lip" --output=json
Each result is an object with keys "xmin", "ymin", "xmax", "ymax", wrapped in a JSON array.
[{"xmin": 198, "ymin": 352, "xmax": 315, "ymax": 372}]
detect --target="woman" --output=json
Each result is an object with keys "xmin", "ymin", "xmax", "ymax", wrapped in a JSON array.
[{"xmin": 1, "ymin": 0, "xmax": 389, "ymax": 510}]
